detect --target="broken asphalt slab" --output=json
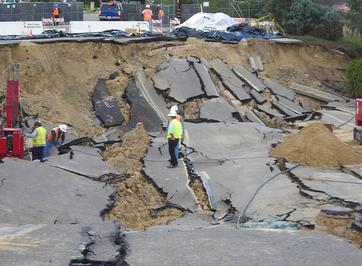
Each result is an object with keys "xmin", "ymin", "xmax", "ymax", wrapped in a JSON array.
[
  {"xmin": 233, "ymin": 64, "xmax": 266, "ymax": 92},
  {"xmin": 45, "ymin": 145, "xmax": 120, "ymax": 179},
  {"xmin": 152, "ymin": 58, "xmax": 205, "ymax": 103},
  {"xmin": 126, "ymin": 79, "xmax": 163, "ymax": 132},
  {"xmin": 199, "ymin": 98, "xmax": 237, "ymax": 122},
  {"xmin": 92, "ymin": 79, "xmax": 124, "ymax": 127},
  {"xmin": 134, "ymin": 69, "xmax": 169, "ymax": 123},
  {"xmin": 183, "ymin": 122, "xmax": 318, "ymax": 222},
  {"xmin": 0, "ymin": 221, "xmax": 122, "ymax": 266},
  {"xmin": 263, "ymin": 78, "xmax": 296, "ymax": 100},
  {"xmin": 0, "ymin": 158, "xmax": 114, "ymax": 225},
  {"xmin": 124, "ymin": 225, "xmax": 362, "ymax": 265},
  {"xmin": 143, "ymin": 137, "xmax": 196, "ymax": 212},
  {"xmin": 291, "ymin": 166, "xmax": 362, "ymax": 206},
  {"xmin": 210, "ymin": 59, "xmax": 250, "ymax": 102},
  {"xmin": 290, "ymin": 83, "xmax": 346, "ymax": 103},
  {"xmin": 192, "ymin": 61, "xmax": 219, "ymax": 97}
]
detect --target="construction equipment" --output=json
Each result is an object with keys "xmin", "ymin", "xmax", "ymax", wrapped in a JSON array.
[{"xmin": 0, "ymin": 64, "xmax": 24, "ymax": 160}]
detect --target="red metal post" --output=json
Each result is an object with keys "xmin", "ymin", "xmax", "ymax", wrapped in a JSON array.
[{"xmin": 356, "ymin": 99, "xmax": 362, "ymax": 126}]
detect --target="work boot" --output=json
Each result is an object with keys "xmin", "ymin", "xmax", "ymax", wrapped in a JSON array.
[{"xmin": 167, "ymin": 164, "xmax": 177, "ymax": 168}]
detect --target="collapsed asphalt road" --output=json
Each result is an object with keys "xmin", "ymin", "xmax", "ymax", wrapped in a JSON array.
[{"xmin": 0, "ymin": 37, "xmax": 361, "ymax": 265}]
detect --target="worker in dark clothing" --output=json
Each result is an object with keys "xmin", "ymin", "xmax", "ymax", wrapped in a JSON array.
[
  {"xmin": 44, "ymin": 124, "xmax": 67, "ymax": 158},
  {"xmin": 26, "ymin": 120, "xmax": 47, "ymax": 162}
]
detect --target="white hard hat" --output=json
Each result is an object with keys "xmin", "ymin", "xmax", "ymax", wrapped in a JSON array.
[
  {"xmin": 168, "ymin": 111, "xmax": 177, "ymax": 117},
  {"xmin": 146, "ymin": 4, "xmax": 150, "ymax": 8},
  {"xmin": 170, "ymin": 105, "xmax": 178, "ymax": 113},
  {"xmin": 59, "ymin": 124, "xmax": 68, "ymax": 133}
]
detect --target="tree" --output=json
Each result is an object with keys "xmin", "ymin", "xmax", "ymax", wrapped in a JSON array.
[{"xmin": 348, "ymin": 0, "xmax": 362, "ymax": 13}]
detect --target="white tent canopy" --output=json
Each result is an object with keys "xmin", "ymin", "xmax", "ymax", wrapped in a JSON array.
[{"xmin": 179, "ymin": 12, "xmax": 238, "ymax": 31}]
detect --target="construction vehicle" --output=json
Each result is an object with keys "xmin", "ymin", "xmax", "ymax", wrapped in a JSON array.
[{"xmin": 0, "ymin": 64, "xmax": 24, "ymax": 160}]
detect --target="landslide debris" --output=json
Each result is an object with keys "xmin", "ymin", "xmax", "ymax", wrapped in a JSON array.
[
  {"xmin": 103, "ymin": 123, "xmax": 183, "ymax": 230},
  {"xmin": 270, "ymin": 123, "xmax": 362, "ymax": 167}
]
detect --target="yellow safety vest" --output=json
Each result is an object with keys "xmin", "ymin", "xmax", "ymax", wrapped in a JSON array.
[
  {"xmin": 167, "ymin": 119, "xmax": 183, "ymax": 139},
  {"xmin": 33, "ymin": 126, "xmax": 47, "ymax": 147}
]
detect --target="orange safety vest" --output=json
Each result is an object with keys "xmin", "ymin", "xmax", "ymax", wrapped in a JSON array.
[
  {"xmin": 47, "ymin": 127, "xmax": 62, "ymax": 142},
  {"xmin": 158, "ymin": 9, "xmax": 164, "ymax": 18},
  {"xmin": 143, "ymin": 8, "xmax": 153, "ymax": 21},
  {"xmin": 53, "ymin": 7, "xmax": 60, "ymax": 17}
]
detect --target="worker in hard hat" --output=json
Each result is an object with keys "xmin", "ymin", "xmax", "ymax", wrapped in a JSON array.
[
  {"xmin": 26, "ymin": 120, "xmax": 47, "ymax": 162},
  {"xmin": 167, "ymin": 111, "xmax": 183, "ymax": 168},
  {"xmin": 142, "ymin": 4, "xmax": 153, "ymax": 31},
  {"xmin": 168, "ymin": 105, "xmax": 183, "ymax": 160},
  {"xmin": 52, "ymin": 3, "xmax": 61, "ymax": 26},
  {"xmin": 44, "ymin": 124, "xmax": 67, "ymax": 157}
]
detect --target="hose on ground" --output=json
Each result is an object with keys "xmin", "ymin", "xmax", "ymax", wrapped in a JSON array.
[{"xmin": 236, "ymin": 163, "xmax": 301, "ymax": 229}]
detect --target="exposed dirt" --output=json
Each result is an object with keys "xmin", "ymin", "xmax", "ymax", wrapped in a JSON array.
[
  {"xmin": 255, "ymin": 110, "xmax": 287, "ymax": 129},
  {"xmin": 183, "ymin": 98, "xmax": 207, "ymax": 119},
  {"xmin": 189, "ymin": 179, "xmax": 211, "ymax": 211},
  {"xmin": 103, "ymin": 123, "xmax": 183, "ymax": 230},
  {"xmin": 0, "ymin": 39, "xmax": 349, "ymax": 136},
  {"xmin": 316, "ymin": 212, "xmax": 362, "ymax": 248},
  {"xmin": 270, "ymin": 123, "xmax": 362, "ymax": 167}
]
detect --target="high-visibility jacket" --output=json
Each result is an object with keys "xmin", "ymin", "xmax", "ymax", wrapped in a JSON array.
[
  {"xmin": 33, "ymin": 126, "xmax": 47, "ymax": 147},
  {"xmin": 47, "ymin": 127, "xmax": 63, "ymax": 143},
  {"xmin": 53, "ymin": 7, "xmax": 60, "ymax": 17},
  {"xmin": 142, "ymin": 8, "xmax": 153, "ymax": 21},
  {"xmin": 167, "ymin": 119, "xmax": 183, "ymax": 139}
]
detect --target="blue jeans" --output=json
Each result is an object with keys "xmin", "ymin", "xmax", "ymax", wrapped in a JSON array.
[
  {"xmin": 148, "ymin": 20, "xmax": 153, "ymax": 31},
  {"xmin": 44, "ymin": 140, "xmax": 61, "ymax": 157},
  {"xmin": 175, "ymin": 141, "xmax": 180, "ymax": 160},
  {"xmin": 32, "ymin": 146, "xmax": 45, "ymax": 161}
]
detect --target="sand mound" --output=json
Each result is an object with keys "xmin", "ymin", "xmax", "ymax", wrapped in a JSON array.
[{"xmin": 270, "ymin": 123, "xmax": 362, "ymax": 167}]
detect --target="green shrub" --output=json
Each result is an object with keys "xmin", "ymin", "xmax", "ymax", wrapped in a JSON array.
[{"xmin": 347, "ymin": 59, "xmax": 362, "ymax": 97}]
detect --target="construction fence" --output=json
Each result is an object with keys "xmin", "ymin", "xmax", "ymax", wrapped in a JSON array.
[{"xmin": 0, "ymin": 2, "xmax": 83, "ymax": 22}]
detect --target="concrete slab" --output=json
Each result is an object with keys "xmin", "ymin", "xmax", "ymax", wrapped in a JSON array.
[
  {"xmin": 210, "ymin": 59, "xmax": 251, "ymax": 102},
  {"xmin": 126, "ymin": 79, "xmax": 162, "ymax": 132},
  {"xmin": 193, "ymin": 62, "xmax": 219, "ymax": 97},
  {"xmin": 290, "ymin": 83, "xmax": 346, "ymax": 103},
  {"xmin": 92, "ymin": 79, "xmax": 123, "ymax": 128},
  {"xmin": 152, "ymin": 58, "xmax": 204, "ymax": 103},
  {"xmin": 199, "ymin": 98, "xmax": 236, "ymax": 122},
  {"xmin": 0, "ymin": 158, "xmax": 114, "ymax": 225},
  {"xmin": 125, "ymin": 225, "xmax": 362, "ymax": 266},
  {"xmin": 233, "ymin": 65, "xmax": 266, "ymax": 92},
  {"xmin": 263, "ymin": 78, "xmax": 296, "ymax": 100}
]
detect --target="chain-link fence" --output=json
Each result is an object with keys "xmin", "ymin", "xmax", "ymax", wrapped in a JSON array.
[{"xmin": 0, "ymin": 2, "xmax": 83, "ymax": 22}]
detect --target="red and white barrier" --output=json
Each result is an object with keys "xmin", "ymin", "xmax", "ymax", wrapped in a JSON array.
[
  {"xmin": 151, "ymin": 19, "xmax": 163, "ymax": 34},
  {"xmin": 169, "ymin": 17, "xmax": 181, "ymax": 32}
]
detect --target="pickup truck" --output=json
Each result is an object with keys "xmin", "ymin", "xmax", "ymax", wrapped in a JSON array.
[{"xmin": 98, "ymin": 2, "xmax": 123, "ymax": 21}]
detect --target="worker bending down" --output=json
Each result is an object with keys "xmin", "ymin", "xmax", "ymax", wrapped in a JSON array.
[
  {"xmin": 167, "ymin": 111, "xmax": 183, "ymax": 168},
  {"xmin": 26, "ymin": 120, "xmax": 47, "ymax": 162},
  {"xmin": 44, "ymin": 124, "xmax": 67, "ymax": 158}
]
